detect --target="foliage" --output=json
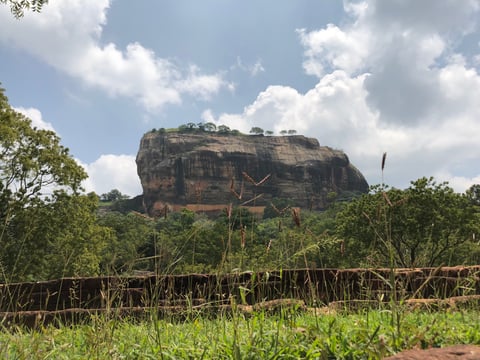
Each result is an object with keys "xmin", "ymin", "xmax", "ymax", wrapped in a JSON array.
[
  {"xmin": 263, "ymin": 198, "xmax": 294, "ymax": 219},
  {"xmin": 158, "ymin": 123, "xmax": 304, "ymax": 138},
  {"xmin": 109, "ymin": 195, "xmax": 144, "ymax": 214},
  {"xmin": 34, "ymin": 192, "xmax": 111, "ymax": 278},
  {"xmin": 97, "ymin": 211, "xmax": 153, "ymax": 274},
  {"xmin": 176, "ymin": 122, "xmax": 245, "ymax": 136},
  {"xmin": 146, "ymin": 210, "xmax": 223, "ymax": 273},
  {"xmin": 217, "ymin": 124, "xmax": 231, "ymax": 134},
  {"xmin": 100, "ymin": 189, "xmax": 129, "ymax": 202},
  {"xmin": 3, "ymin": 77, "xmax": 476, "ymax": 279},
  {"xmin": 249, "ymin": 126, "xmax": 264, "ymax": 135},
  {"xmin": 336, "ymin": 177, "xmax": 480, "ymax": 268},
  {"xmin": 280, "ymin": 129, "xmax": 298, "ymax": 135},
  {"xmin": 220, "ymin": 206, "xmax": 256, "ymax": 230},
  {"xmin": 466, "ymin": 184, "xmax": 480, "ymax": 206},
  {"xmin": 1, "ymin": 309, "xmax": 479, "ymax": 358},
  {"xmin": 93, "ymin": 176, "xmax": 479, "ymax": 275},
  {"xmin": 203, "ymin": 122, "xmax": 217, "ymax": 132},
  {"xmin": 0, "ymin": 0, "xmax": 47, "ymax": 18},
  {"xmin": 0, "ymin": 86, "xmax": 110, "ymax": 281}
]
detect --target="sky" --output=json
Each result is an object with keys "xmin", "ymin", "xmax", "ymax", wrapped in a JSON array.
[{"xmin": 1, "ymin": 0, "xmax": 480, "ymax": 197}]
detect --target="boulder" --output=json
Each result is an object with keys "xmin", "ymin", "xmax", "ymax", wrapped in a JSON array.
[{"xmin": 136, "ymin": 132, "xmax": 368, "ymax": 216}]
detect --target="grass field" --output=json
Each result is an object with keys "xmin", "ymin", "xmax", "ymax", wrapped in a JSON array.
[{"xmin": 1, "ymin": 306, "xmax": 479, "ymax": 359}]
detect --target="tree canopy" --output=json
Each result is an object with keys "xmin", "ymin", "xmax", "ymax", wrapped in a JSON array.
[
  {"xmin": 249, "ymin": 127, "xmax": 264, "ymax": 135},
  {"xmin": 100, "ymin": 189, "xmax": 130, "ymax": 202},
  {"xmin": 0, "ymin": 86, "xmax": 111, "ymax": 281},
  {"xmin": 336, "ymin": 177, "xmax": 480, "ymax": 268}
]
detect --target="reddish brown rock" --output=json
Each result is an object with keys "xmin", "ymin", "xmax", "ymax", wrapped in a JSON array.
[
  {"xmin": 136, "ymin": 132, "xmax": 368, "ymax": 216},
  {"xmin": 384, "ymin": 345, "xmax": 480, "ymax": 360}
]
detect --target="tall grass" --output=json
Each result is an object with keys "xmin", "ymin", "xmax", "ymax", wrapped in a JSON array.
[
  {"xmin": 1, "ymin": 307, "xmax": 479, "ymax": 359},
  {"xmin": 1, "ymin": 166, "xmax": 480, "ymax": 359}
]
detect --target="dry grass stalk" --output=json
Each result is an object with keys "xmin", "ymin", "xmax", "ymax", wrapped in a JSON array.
[
  {"xmin": 225, "ymin": 203, "xmax": 233, "ymax": 219},
  {"xmin": 240, "ymin": 193, "xmax": 263, "ymax": 206},
  {"xmin": 271, "ymin": 202, "xmax": 290, "ymax": 216},
  {"xmin": 242, "ymin": 172, "xmax": 257, "ymax": 185},
  {"xmin": 255, "ymin": 174, "xmax": 271, "ymax": 186},
  {"xmin": 230, "ymin": 178, "xmax": 243, "ymax": 200},
  {"xmin": 241, "ymin": 172, "xmax": 271, "ymax": 186},
  {"xmin": 266, "ymin": 239, "xmax": 272, "ymax": 252},
  {"xmin": 382, "ymin": 191, "xmax": 393, "ymax": 207},
  {"xmin": 240, "ymin": 227, "xmax": 246, "ymax": 249},
  {"xmin": 291, "ymin": 208, "xmax": 301, "ymax": 227}
]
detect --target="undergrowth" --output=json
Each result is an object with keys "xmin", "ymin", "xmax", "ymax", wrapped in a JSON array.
[
  {"xmin": 0, "ymin": 308, "xmax": 479, "ymax": 359},
  {"xmin": 1, "ymin": 157, "xmax": 479, "ymax": 359}
]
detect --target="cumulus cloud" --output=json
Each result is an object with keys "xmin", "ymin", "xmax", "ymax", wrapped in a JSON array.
[
  {"xmin": 11, "ymin": 107, "xmax": 141, "ymax": 196},
  {"xmin": 204, "ymin": 0, "xmax": 480, "ymax": 192},
  {"xmin": 80, "ymin": 154, "xmax": 142, "ymax": 197},
  {"xmin": 0, "ymin": 0, "xmax": 230, "ymax": 111}
]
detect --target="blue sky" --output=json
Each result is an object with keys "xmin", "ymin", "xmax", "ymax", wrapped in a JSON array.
[{"xmin": 1, "ymin": 0, "xmax": 480, "ymax": 197}]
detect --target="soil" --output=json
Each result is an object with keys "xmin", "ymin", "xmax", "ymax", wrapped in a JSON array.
[{"xmin": 383, "ymin": 345, "xmax": 480, "ymax": 359}]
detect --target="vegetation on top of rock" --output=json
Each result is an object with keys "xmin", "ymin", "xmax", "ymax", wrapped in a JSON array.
[
  {"xmin": 148, "ymin": 123, "xmax": 296, "ymax": 136},
  {"xmin": 100, "ymin": 189, "xmax": 130, "ymax": 202}
]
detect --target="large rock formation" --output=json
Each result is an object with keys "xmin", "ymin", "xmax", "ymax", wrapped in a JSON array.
[{"xmin": 136, "ymin": 132, "xmax": 368, "ymax": 216}]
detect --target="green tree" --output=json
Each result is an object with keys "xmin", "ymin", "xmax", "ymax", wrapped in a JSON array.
[
  {"xmin": 280, "ymin": 130, "xmax": 287, "ymax": 135},
  {"xmin": 0, "ymin": 86, "xmax": 110, "ymax": 281},
  {"xmin": 336, "ymin": 177, "xmax": 480, "ymax": 268},
  {"xmin": 34, "ymin": 192, "xmax": 111, "ymax": 279},
  {"xmin": 263, "ymin": 198, "xmax": 294, "ymax": 219},
  {"xmin": 204, "ymin": 122, "xmax": 217, "ymax": 132},
  {"xmin": 97, "ymin": 211, "xmax": 153, "ymax": 274},
  {"xmin": 249, "ymin": 127, "xmax": 264, "ymax": 135},
  {"xmin": 217, "ymin": 125, "xmax": 231, "ymax": 134},
  {"xmin": 100, "ymin": 189, "xmax": 129, "ymax": 202},
  {"xmin": 0, "ymin": 0, "xmax": 48, "ymax": 18},
  {"xmin": 466, "ymin": 184, "xmax": 480, "ymax": 206},
  {"xmin": 109, "ymin": 195, "xmax": 144, "ymax": 214},
  {"xmin": 186, "ymin": 122, "xmax": 197, "ymax": 130},
  {"xmin": 287, "ymin": 129, "xmax": 297, "ymax": 135}
]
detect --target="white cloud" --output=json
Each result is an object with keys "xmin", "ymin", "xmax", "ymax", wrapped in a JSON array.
[
  {"xmin": 250, "ymin": 60, "xmax": 265, "ymax": 76},
  {"xmin": 0, "ymin": 0, "xmax": 231, "ymax": 112},
  {"xmin": 80, "ymin": 154, "xmax": 142, "ymax": 197},
  {"xmin": 176, "ymin": 65, "xmax": 227, "ymax": 101},
  {"xmin": 441, "ymin": 174, "xmax": 480, "ymax": 193},
  {"xmin": 10, "ymin": 108, "xmax": 141, "ymax": 197},
  {"xmin": 297, "ymin": 25, "xmax": 370, "ymax": 77},
  {"xmin": 10, "ymin": 106, "xmax": 141, "ymax": 197},
  {"xmin": 203, "ymin": 0, "xmax": 480, "ymax": 192},
  {"xmin": 232, "ymin": 57, "xmax": 265, "ymax": 77},
  {"xmin": 14, "ymin": 107, "xmax": 56, "ymax": 132}
]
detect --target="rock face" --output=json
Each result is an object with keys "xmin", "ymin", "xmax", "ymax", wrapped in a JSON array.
[{"xmin": 136, "ymin": 132, "xmax": 368, "ymax": 216}]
